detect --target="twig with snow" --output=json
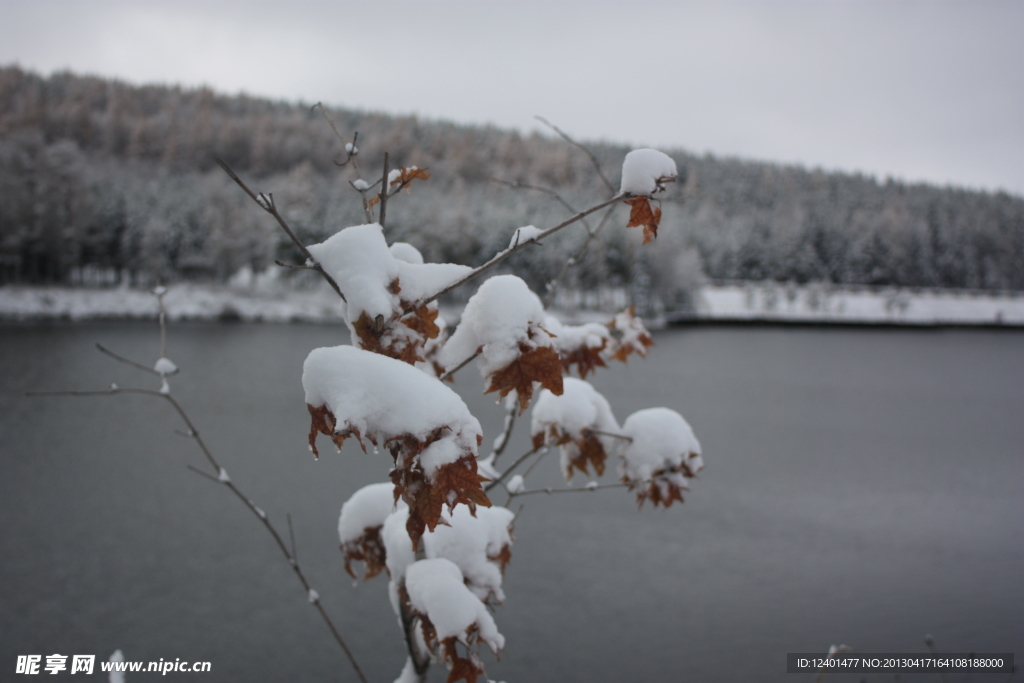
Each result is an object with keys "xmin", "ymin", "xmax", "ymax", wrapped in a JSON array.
[
  {"xmin": 312, "ymin": 102, "xmax": 360, "ymax": 170},
  {"xmin": 484, "ymin": 445, "xmax": 541, "ymax": 493},
  {"xmin": 411, "ymin": 191, "xmax": 627, "ymax": 312},
  {"xmin": 96, "ymin": 343, "xmax": 173, "ymax": 377},
  {"xmin": 30, "ymin": 347, "xmax": 368, "ymax": 683},
  {"xmin": 507, "ymin": 482, "xmax": 629, "ymax": 499},
  {"xmin": 488, "ymin": 177, "xmax": 595, "ymax": 235}
]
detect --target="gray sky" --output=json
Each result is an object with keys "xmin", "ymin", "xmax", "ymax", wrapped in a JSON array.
[{"xmin": 2, "ymin": 0, "xmax": 1022, "ymax": 195}]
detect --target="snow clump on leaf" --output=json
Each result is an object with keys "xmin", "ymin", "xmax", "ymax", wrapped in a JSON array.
[
  {"xmin": 440, "ymin": 274, "xmax": 563, "ymax": 413},
  {"xmin": 619, "ymin": 407, "xmax": 703, "ymax": 507},
  {"xmin": 605, "ymin": 306, "xmax": 655, "ymax": 362},
  {"xmin": 307, "ymin": 224, "xmax": 470, "ymax": 364},
  {"xmin": 531, "ymin": 378, "xmax": 620, "ymax": 481},
  {"xmin": 303, "ymin": 345, "xmax": 490, "ymax": 547},
  {"xmin": 338, "ymin": 482, "xmax": 396, "ymax": 580},
  {"xmin": 619, "ymin": 148, "xmax": 678, "ymax": 196},
  {"xmin": 543, "ymin": 315, "xmax": 610, "ymax": 379},
  {"xmin": 405, "ymin": 558, "xmax": 505, "ymax": 683}
]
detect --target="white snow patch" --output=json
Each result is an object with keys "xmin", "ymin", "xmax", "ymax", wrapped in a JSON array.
[
  {"xmin": 509, "ymin": 225, "xmax": 543, "ymax": 249},
  {"xmin": 619, "ymin": 407, "xmax": 702, "ymax": 486},
  {"xmin": 338, "ymin": 482, "xmax": 397, "ymax": 545},
  {"xmin": 108, "ymin": 651, "xmax": 125, "ymax": 683},
  {"xmin": 506, "ymin": 474, "xmax": 525, "ymax": 494},
  {"xmin": 531, "ymin": 378, "xmax": 620, "ymax": 481},
  {"xmin": 303, "ymin": 345, "xmax": 482, "ymax": 475},
  {"xmin": 307, "ymin": 223, "xmax": 470, "ymax": 327},
  {"xmin": 440, "ymin": 275, "xmax": 554, "ymax": 377},
  {"xmin": 620, "ymin": 148, "xmax": 677, "ymax": 196},
  {"xmin": 404, "ymin": 558, "xmax": 504, "ymax": 652},
  {"xmin": 154, "ymin": 357, "xmax": 177, "ymax": 375}
]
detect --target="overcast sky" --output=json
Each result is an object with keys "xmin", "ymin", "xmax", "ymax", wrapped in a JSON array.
[{"xmin": 2, "ymin": 0, "xmax": 1021, "ymax": 195}]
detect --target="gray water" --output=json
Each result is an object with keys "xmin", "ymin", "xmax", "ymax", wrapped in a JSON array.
[{"xmin": 1, "ymin": 322, "xmax": 1021, "ymax": 682}]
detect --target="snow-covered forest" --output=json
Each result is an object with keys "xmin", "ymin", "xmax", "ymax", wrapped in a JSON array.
[{"xmin": 2, "ymin": 65, "xmax": 1023, "ymax": 303}]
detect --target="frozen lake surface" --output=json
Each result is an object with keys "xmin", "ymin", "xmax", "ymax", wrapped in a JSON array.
[{"xmin": 1, "ymin": 322, "xmax": 1021, "ymax": 682}]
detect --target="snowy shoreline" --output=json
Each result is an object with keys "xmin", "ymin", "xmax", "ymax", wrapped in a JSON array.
[
  {"xmin": 688, "ymin": 282, "xmax": 1024, "ymax": 327},
  {"xmin": 1, "ymin": 282, "xmax": 1022, "ymax": 328}
]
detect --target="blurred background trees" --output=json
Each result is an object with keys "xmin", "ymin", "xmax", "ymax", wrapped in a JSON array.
[{"xmin": 2, "ymin": 65, "xmax": 1021, "ymax": 298}]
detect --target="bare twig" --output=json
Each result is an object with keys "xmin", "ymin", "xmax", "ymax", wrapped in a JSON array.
[
  {"xmin": 186, "ymin": 464, "xmax": 220, "ymax": 484},
  {"xmin": 348, "ymin": 180, "xmax": 374, "ymax": 224},
  {"xmin": 155, "ymin": 288, "xmax": 169, "ymax": 359},
  {"xmin": 585, "ymin": 428, "xmax": 633, "ymax": 442},
  {"xmin": 274, "ymin": 260, "xmax": 316, "ymax": 271},
  {"xmin": 521, "ymin": 447, "xmax": 550, "ymax": 479},
  {"xmin": 491, "ymin": 403, "xmax": 517, "ymax": 460},
  {"xmin": 488, "ymin": 177, "xmax": 592, "ymax": 234},
  {"xmin": 484, "ymin": 445, "xmax": 541, "ymax": 493},
  {"xmin": 216, "ymin": 158, "xmax": 346, "ymax": 302},
  {"xmin": 535, "ymin": 115, "xmax": 615, "ymax": 195},
  {"xmin": 378, "ymin": 152, "xmax": 390, "ymax": 230},
  {"xmin": 31, "ymin": 367, "xmax": 368, "ymax": 683},
  {"xmin": 96, "ymin": 343, "xmax": 167, "ymax": 377},
  {"xmin": 413, "ymin": 192, "xmax": 627, "ymax": 310},
  {"xmin": 313, "ymin": 103, "xmax": 359, "ymax": 170},
  {"xmin": 287, "ymin": 513, "xmax": 298, "ymax": 563},
  {"xmin": 438, "ymin": 349, "xmax": 480, "ymax": 382},
  {"xmin": 507, "ymin": 482, "xmax": 629, "ymax": 499},
  {"xmin": 542, "ymin": 203, "xmax": 617, "ymax": 308}
]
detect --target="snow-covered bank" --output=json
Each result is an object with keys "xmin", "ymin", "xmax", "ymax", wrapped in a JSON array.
[
  {"xmin": 691, "ymin": 282, "xmax": 1024, "ymax": 326},
  {"xmin": 0, "ymin": 283, "xmax": 346, "ymax": 323},
  {"xmin": 2, "ymin": 281, "xmax": 1022, "ymax": 327}
]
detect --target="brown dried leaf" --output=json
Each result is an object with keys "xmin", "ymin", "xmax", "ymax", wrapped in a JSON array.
[
  {"xmin": 627, "ymin": 476, "xmax": 686, "ymax": 508},
  {"xmin": 307, "ymin": 404, "xmax": 359, "ymax": 458},
  {"xmin": 402, "ymin": 303, "xmax": 441, "ymax": 340},
  {"xmin": 340, "ymin": 525, "xmax": 387, "ymax": 580},
  {"xmin": 441, "ymin": 636, "xmax": 485, "ymax": 683},
  {"xmin": 489, "ymin": 542, "xmax": 513, "ymax": 575},
  {"xmin": 567, "ymin": 431, "xmax": 608, "ymax": 479},
  {"xmin": 389, "ymin": 431, "xmax": 491, "ymax": 549},
  {"xmin": 558, "ymin": 342, "xmax": 608, "ymax": 379},
  {"xmin": 353, "ymin": 309, "xmax": 425, "ymax": 365},
  {"xmin": 485, "ymin": 343, "xmax": 563, "ymax": 414},
  {"xmin": 390, "ymin": 167, "xmax": 432, "ymax": 190},
  {"xmin": 606, "ymin": 306, "xmax": 655, "ymax": 364},
  {"xmin": 625, "ymin": 196, "xmax": 662, "ymax": 244}
]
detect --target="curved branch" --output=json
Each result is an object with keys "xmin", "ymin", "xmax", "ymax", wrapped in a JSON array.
[
  {"xmin": 216, "ymin": 158, "xmax": 346, "ymax": 302},
  {"xmin": 413, "ymin": 192, "xmax": 626, "ymax": 310},
  {"xmin": 534, "ymin": 115, "xmax": 615, "ymax": 195},
  {"xmin": 542, "ymin": 203, "xmax": 617, "ymax": 308},
  {"xmin": 30, "ymin": 382, "xmax": 368, "ymax": 683},
  {"xmin": 507, "ymin": 482, "xmax": 629, "ymax": 499}
]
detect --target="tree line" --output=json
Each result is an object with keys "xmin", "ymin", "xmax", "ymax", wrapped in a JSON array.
[{"xmin": 1, "ymin": 65, "xmax": 1021, "ymax": 304}]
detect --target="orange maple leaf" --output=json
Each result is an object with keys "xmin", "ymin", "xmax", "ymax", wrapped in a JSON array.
[
  {"xmin": 558, "ymin": 342, "xmax": 608, "ymax": 379},
  {"xmin": 606, "ymin": 306, "xmax": 655, "ymax": 363},
  {"xmin": 340, "ymin": 525, "xmax": 387, "ymax": 580},
  {"xmin": 388, "ymin": 431, "xmax": 491, "ymax": 549},
  {"xmin": 401, "ymin": 303, "xmax": 441, "ymax": 340},
  {"xmin": 625, "ymin": 196, "xmax": 662, "ymax": 244},
  {"xmin": 441, "ymin": 636, "xmax": 486, "ymax": 683},
  {"xmin": 485, "ymin": 343, "xmax": 564, "ymax": 414},
  {"xmin": 307, "ymin": 404, "xmax": 364, "ymax": 458},
  {"xmin": 390, "ymin": 167, "xmax": 432, "ymax": 190},
  {"xmin": 540, "ymin": 425, "xmax": 608, "ymax": 481}
]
